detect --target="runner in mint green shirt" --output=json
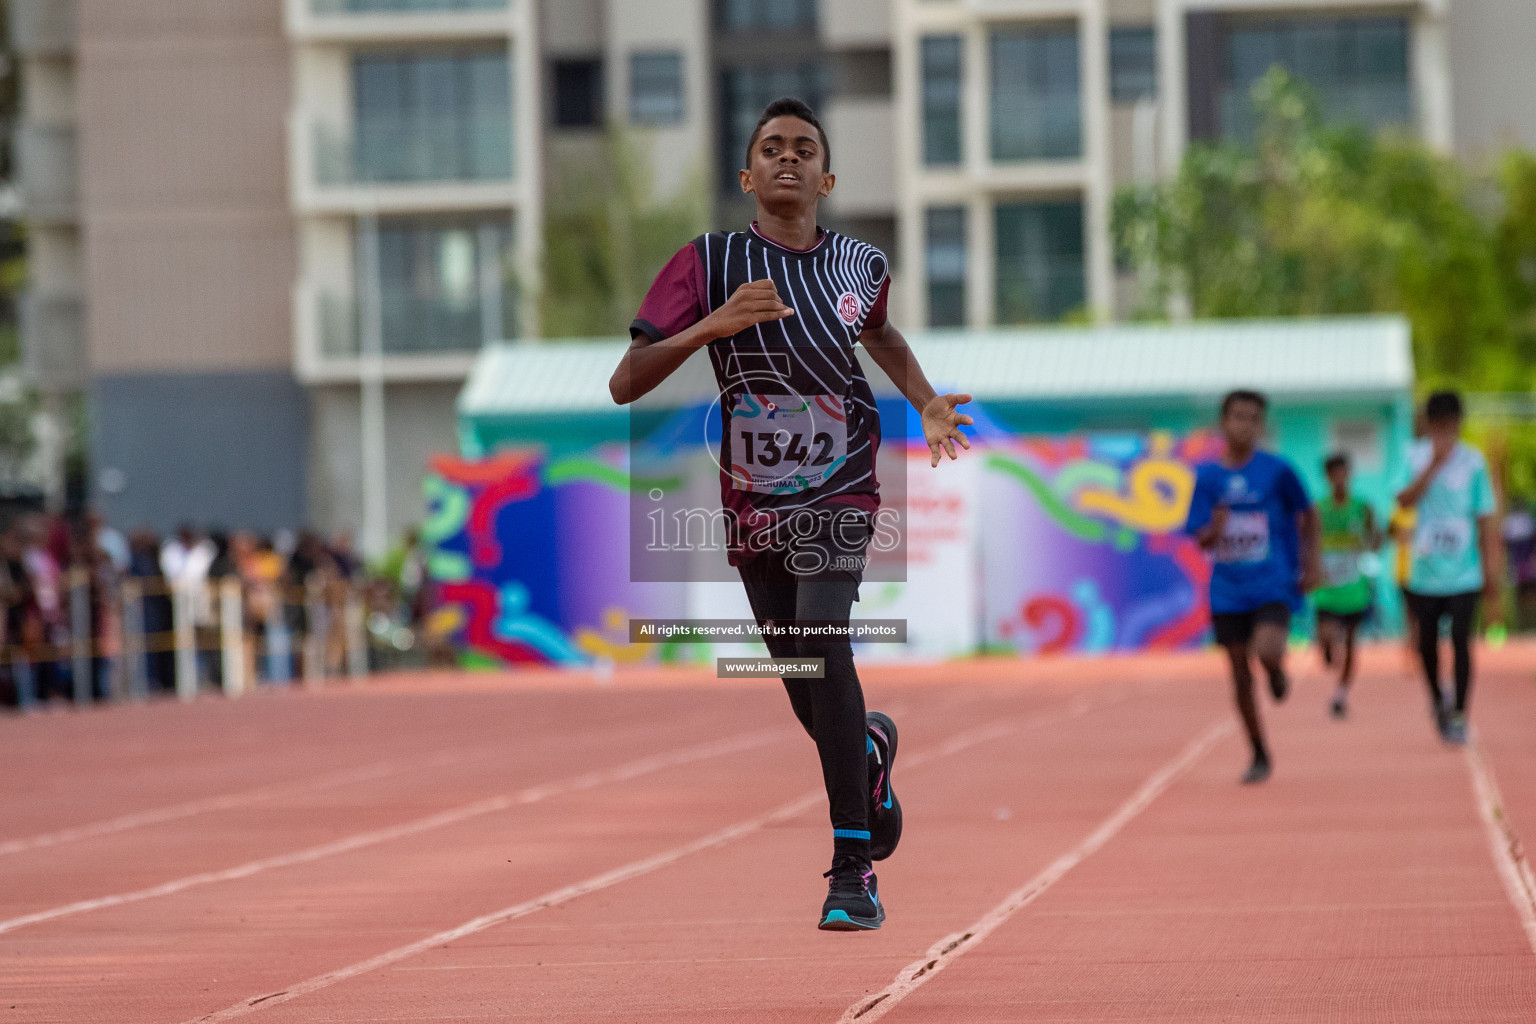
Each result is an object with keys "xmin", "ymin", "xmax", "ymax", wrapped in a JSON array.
[
  {"xmin": 1313, "ymin": 453, "xmax": 1379, "ymax": 719},
  {"xmin": 1396, "ymin": 391, "xmax": 1503, "ymax": 745}
]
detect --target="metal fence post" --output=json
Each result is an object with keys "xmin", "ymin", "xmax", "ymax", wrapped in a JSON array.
[
  {"xmin": 220, "ymin": 577, "xmax": 245, "ymax": 698},
  {"xmin": 345, "ymin": 590, "xmax": 367, "ymax": 680},
  {"xmin": 173, "ymin": 586, "xmax": 197, "ymax": 701},
  {"xmin": 14, "ymin": 653, "xmax": 36, "ymax": 711},
  {"xmin": 265, "ymin": 586, "xmax": 291, "ymax": 686},
  {"xmin": 69, "ymin": 568, "xmax": 91, "ymax": 705},
  {"xmin": 303, "ymin": 577, "xmax": 325, "ymax": 688},
  {"xmin": 121, "ymin": 579, "xmax": 147, "ymax": 700}
]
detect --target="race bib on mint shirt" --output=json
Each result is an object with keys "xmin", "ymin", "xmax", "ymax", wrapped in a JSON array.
[{"xmin": 1416, "ymin": 516, "xmax": 1472, "ymax": 560}]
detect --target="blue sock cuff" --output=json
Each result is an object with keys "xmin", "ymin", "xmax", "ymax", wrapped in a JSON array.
[{"xmin": 832, "ymin": 828, "xmax": 871, "ymax": 840}]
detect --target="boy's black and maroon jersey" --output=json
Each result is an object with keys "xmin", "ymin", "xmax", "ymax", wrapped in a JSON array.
[{"xmin": 631, "ymin": 223, "xmax": 891, "ymax": 561}]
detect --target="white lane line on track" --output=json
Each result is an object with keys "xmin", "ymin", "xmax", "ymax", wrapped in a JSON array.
[
  {"xmin": 1464, "ymin": 731, "xmax": 1536, "ymax": 954},
  {"xmin": 839, "ymin": 718, "xmax": 1233, "ymax": 1024},
  {"xmin": 181, "ymin": 694, "xmax": 1106, "ymax": 1023},
  {"xmin": 0, "ymin": 731, "xmax": 784, "ymax": 936},
  {"xmin": 0, "ymin": 753, "xmax": 460, "ymax": 858}
]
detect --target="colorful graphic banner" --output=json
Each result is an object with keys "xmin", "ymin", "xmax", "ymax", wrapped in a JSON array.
[{"xmin": 424, "ymin": 425, "xmax": 1230, "ymax": 667}]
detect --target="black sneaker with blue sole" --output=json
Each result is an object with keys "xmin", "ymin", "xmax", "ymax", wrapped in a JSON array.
[
  {"xmin": 866, "ymin": 711, "xmax": 902, "ymax": 861},
  {"xmin": 818, "ymin": 857, "xmax": 884, "ymax": 931}
]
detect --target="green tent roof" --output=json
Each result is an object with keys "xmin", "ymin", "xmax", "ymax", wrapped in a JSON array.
[{"xmin": 461, "ymin": 315, "xmax": 1411, "ymax": 420}]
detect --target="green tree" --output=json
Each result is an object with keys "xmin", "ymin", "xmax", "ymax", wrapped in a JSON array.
[
  {"xmin": 538, "ymin": 129, "xmax": 709, "ymax": 338},
  {"xmin": 1114, "ymin": 69, "xmax": 1527, "ymax": 392}
]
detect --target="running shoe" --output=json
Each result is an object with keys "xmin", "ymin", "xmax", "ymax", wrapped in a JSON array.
[
  {"xmin": 818, "ymin": 857, "xmax": 884, "ymax": 931},
  {"xmin": 1330, "ymin": 693, "xmax": 1348, "ymax": 719},
  {"xmin": 1241, "ymin": 757, "xmax": 1272, "ymax": 785},
  {"xmin": 1443, "ymin": 712, "xmax": 1468, "ymax": 746},
  {"xmin": 1267, "ymin": 667, "xmax": 1289, "ymax": 703},
  {"xmin": 1430, "ymin": 692, "xmax": 1450, "ymax": 736},
  {"xmin": 866, "ymin": 711, "xmax": 902, "ymax": 861}
]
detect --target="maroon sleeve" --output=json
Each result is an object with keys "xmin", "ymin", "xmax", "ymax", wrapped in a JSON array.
[
  {"xmin": 630, "ymin": 244, "xmax": 707, "ymax": 343},
  {"xmin": 864, "ymin": 275, "xmax": 892, "ymax": 331}
]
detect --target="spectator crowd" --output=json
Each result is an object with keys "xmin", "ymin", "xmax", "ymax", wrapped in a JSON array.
[{"xmin": 0, "ymin": 511, "xmax": 437, "ymax": 709}]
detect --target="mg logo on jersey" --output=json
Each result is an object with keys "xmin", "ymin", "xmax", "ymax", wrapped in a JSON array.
[{"xmin": 836, "ymin": 292, "xmax": 861, "ymax": 326}]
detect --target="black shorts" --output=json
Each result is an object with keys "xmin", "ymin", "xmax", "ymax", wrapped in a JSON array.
[
  {"xmin": 1212, "ymin": 602, "xmax": 1291, "ymax": 647},
  {"xmin": 1317, "ymin": 607, "xmax": 1372, "ymax": 630}
]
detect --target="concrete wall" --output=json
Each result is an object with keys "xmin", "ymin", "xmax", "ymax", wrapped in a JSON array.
[
  {"xmin": 91, "ymin": 370, "xmax": 309, "ymax": 533},
  {"xmin": 308, "ymin": 381, "xmax": 463, "ymax": 541},
  {"xmin": 78, "ymin": 0, "xmax": 303, "ymax": 525},
  {"xmin": 79, "ymin": 0, "xmax": 295, "ymax": 375},
  {"xmin": 1448, "ymin": 0, "xmax": 1536, "ymax": 160},
  {"xmin": 603, "ymin": 0, "xmax": 711, "ymax": 202}
]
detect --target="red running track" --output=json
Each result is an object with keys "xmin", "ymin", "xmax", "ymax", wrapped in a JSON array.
[{"xmin": 2, "ymin": 644, "xmax": 1534, "ymax": 1022}]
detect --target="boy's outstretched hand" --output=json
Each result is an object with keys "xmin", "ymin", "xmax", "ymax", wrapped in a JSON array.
[{"xmin": 922, "ymin": 393, "xmax": 973, "ymax": 467}]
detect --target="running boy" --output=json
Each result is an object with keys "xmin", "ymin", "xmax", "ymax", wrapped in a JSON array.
[
  {"xmin": 609, "ymin": 98, "xmax": 973, "ymax": 930},
  {"xmin": 1313, "ymin": 453, "xmax": 1380, "ymax": 719},
  {"xmin": 1396, "ymin": 391, "xmax": 1502, "ymax": 745},
  {"xmin": 1185, "ymin": 391, "xmax": 1321, "ymax": 784}
]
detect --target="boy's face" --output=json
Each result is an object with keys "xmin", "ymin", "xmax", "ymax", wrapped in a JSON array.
[
  {"xmin": 1327, "ymin": 464, "xmax": 1349, "ymax": 491},
  {"xmin": 1220, "ymin": 400, "xmax": 1264, "ymax": 450},
  {"xmin": 1427, "ymin": 415, "xmax": 1461, "ymax": 453},
  {"xmin": 739, "ymin": 115, "xmax": 834, "ymax": 209}
]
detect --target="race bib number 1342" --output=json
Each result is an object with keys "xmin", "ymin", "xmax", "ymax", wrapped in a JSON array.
[{"xmin": 729, "ymin": 393, "xmax": 848, "ymax": 494}]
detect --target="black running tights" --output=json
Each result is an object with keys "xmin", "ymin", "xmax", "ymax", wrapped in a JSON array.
[
  {"xmin": 1407, "ymin": 590, "xmax": 1479, "ymax": 713},
  {"xmin": 738, "ymin": 550, "xmax": 867, "ymax": 839}
]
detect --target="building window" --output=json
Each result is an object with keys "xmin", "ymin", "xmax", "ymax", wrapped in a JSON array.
[
  {"xmin": 994, "ymin": 201, "xmax": 1084, "ymax": 323},
  {"xmin": 1109, "ymin": 26, "xmax": 1156, "ymax": 102},
  {"xmin": 553, "ymin": 58, "xmax": 604, "ymax": 128},
  {"xmin": 921, "ymin": 36, "xmax": 963, "ymax": 166},
  {"xmin": 717, "ymin": 0, "xmax": 817, "ymax": 33},
  {"xmin": 1219, "ymin": 16, "xmax": 1410, "ymax": 140},
  {"xmin": 989, "ymin": 26, "xmax": 1081, "ymax": 161},
  {"xmin": 926, "ymin": 207, "xmax": 966, "ymax": 328},
  {"xmin": 339, "ymin": 216, "xmax": 515, "ymax": 355},
  {"xmin": 630, "ymin": 52, "xmax": 685, "ymax": 125},
  {"xmin": 719, "ymin": 63, "xmax": 825, "ymax": 191},
  {"xmin": 350, "ymin": 49, "xmax": 511, "ymax": 183}
]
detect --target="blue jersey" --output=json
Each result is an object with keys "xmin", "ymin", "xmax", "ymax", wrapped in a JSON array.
[{"xmin": 1185, "ymin": 450, "xmax": 1312, "ymax": 614}]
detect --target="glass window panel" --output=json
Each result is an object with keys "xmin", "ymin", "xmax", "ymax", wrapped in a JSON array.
[
  {"xmin": 994, "ymin": 201, "xmax": 1084, "ymax": 323},
  {"xmin": 717, "ymin": 0, "xmax": 817, "ymax": 32},
  {"xmin": 351, "ymin": 49, "xmax": 510, "ymax": 183},
  {"xmin": 1109, "ymin": 27, "xmax": 1156, "ymax": 102},
  {"xmin": 921, "ymin": 36, "xmax": 962, "ymax": 165},
  {"xmin": 925, "ymin": 207, "xmax": 966, "ymax": 328},
  {"xmin": 1218, "ymin": 16, "xmax": 1409, "ymax": 142},
  {"xmin": 989, "ymin": 27, "xmax": 1081, "ymax": 161},
  {"xmin": 631, "ymin": 52, "xmax": 685, "ymax": 125},
  {"xmin": 362, "ymin": 215, "xmax": 515, "ymax": 352}
]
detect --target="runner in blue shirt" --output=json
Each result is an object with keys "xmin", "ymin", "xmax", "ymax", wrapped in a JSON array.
[{"xmin": 1186, "ymin": 390, "xmax": 1322, "ymax": 784}]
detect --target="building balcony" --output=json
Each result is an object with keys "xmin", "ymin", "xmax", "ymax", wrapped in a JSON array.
[
  {"xmin": 294, "ymin": 280, "xmax": 516, "ymax": 382},
  {"xmin": 14, "ymin": 123, "xmax": 78, "ymax": 223},
  {"xmin": 292, "ymin": 117, "xmax": 517, "ymax": 214},
  {"xmin": 21, "ymin": 292, "xmax": 86, "ymax": 392},
  {"xmin": 9, "ymin": 0, "xmax": 76, "ymax": 56},
  {"xmin": 286, "ymin": 0, "xmax": 512, "ymax": 43}
]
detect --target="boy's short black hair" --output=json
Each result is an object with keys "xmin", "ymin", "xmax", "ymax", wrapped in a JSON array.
[
  {"xmin": 1424, "ymin": 390, "xmax": 1463, "ymax": 424},
  {"xmin": 1220, "ymin": 389, "xmax": 1268, "ymax": 417},
  {"xmin": 745, "ymin": 97, "xmax": 831, "ymax": 173},
  {"xmin": 1324, "ymin": 452, "xmax": 1349, "ymax": 473}
]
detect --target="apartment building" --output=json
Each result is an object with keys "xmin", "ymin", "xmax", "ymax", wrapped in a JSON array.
[{"xmin": 10, "ymin": 0, "xmax": 1536, "ymax": 545}]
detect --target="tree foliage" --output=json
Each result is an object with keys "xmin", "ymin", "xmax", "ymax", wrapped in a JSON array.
[
  {"xmin": 538, "ymin": 129, "xmax": 709, "ymax": 338},
  {"xmin": 1114, "ymin": 69, "xmax": 1536, "ymax": 394}
]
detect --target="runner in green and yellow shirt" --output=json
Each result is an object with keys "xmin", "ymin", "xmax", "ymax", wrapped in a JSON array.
[{"xmin": 1314, "ymin": 453, "xmax": 1380, "ymax": 719}]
